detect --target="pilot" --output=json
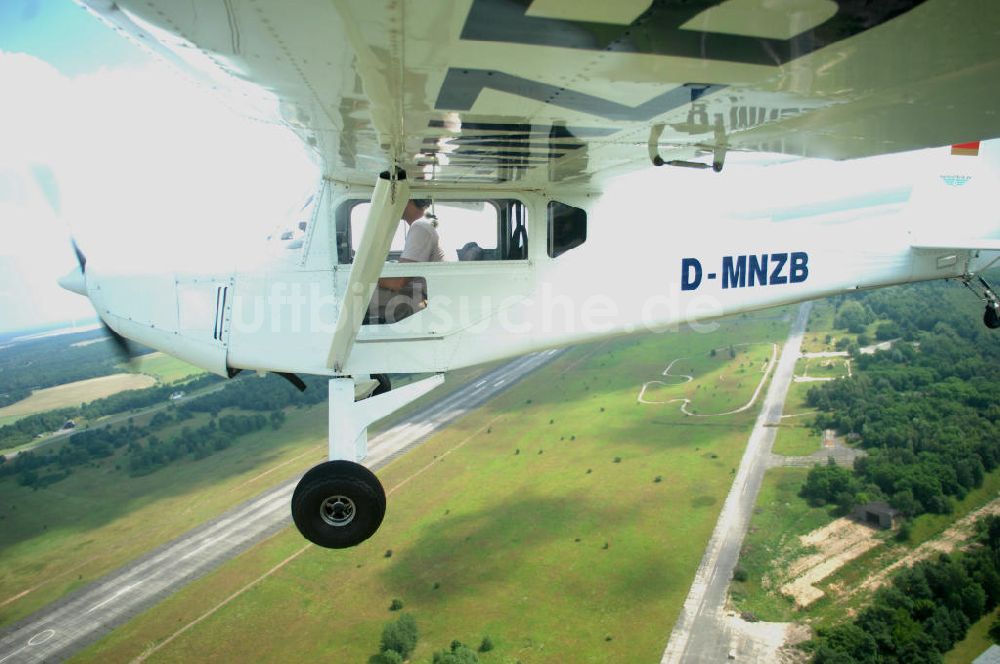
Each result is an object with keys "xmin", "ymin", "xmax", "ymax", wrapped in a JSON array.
[{"xmin": 370, "ymin": 199, "xmax": 442, "ymax": 323}]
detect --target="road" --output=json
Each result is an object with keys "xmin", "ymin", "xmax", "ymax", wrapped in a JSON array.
[
  {"xmin": 661, "ymin": 302, "xmax": 811, "ymax": 664},
  {"xmin": 0, "ymin": 349, "xmax": 563, "ymax": 664}
]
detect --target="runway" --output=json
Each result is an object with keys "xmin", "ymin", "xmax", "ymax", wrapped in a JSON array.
[
  {"xmin": 0, "ymin": 349, "xmax": 562, "ymax": 663},
  {"xmin": 660, "ymin": 302, "xmax": 811, "ymax": 663}
]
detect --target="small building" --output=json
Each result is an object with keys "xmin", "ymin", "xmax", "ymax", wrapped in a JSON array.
[{"xmin": 852, "ymin": 501, "xmax": 900, "ymax": 530}]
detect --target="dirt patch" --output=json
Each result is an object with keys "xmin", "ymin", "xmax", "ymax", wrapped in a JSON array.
[
  {"xmin": 853, "ymin": 496, "xmax": 1000, "ymax": 597},
  {"xmin": 780, "ymin": 517, "xmax": 881, "ymax": 608},
  {"xmin": 727, "ymin": 617, "xmax": 812, "ymax": 663}
]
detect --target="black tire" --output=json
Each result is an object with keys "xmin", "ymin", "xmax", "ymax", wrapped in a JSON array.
[
  {"xmin": 985, "ymin": 305, "xmax": 1000, "ymax": 329},
  {"xmin": 292, "ymin": 461, "xmax": 386, "ymax": 549}
]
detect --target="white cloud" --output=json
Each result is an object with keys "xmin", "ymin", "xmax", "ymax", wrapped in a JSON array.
[{"xmin": 0, "ymin": 50, "xmax": 318, "ymax": 330}]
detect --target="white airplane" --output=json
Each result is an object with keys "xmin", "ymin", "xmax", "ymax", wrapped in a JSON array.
[{"xmin": 57, "ymin": 0, "xmax": 1000, "ymax": 549}]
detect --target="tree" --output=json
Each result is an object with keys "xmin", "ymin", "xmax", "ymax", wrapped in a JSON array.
[
  {"xmin": 835, "ymin": 300, "xmax": 873, "ymax": 333},
  {"xmin": 379, "ymin": 614, "xmax": 418, "ymax": 659},
  {"xmin": 989, "ymin": 615, "xmax": 1000, "ymax": 644},
  {"xmin": 812, "ymin": 623, "xmax": 878, "ymax": 663}
]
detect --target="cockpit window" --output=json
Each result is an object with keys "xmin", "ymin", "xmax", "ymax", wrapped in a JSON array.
[{"xmin": 548, "ymin": 201, "xmax": 586, "ymax": 258}]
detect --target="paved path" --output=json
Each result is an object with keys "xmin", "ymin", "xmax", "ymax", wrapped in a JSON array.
[
  {"xmin": 661, "ymin": 302, "xmax": 811, "ymax": 664},
  {"xmin": 0, "ymin": 350, "xmax": 562, "ymax": 664}
]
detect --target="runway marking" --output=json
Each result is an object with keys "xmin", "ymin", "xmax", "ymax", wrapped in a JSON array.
[
  {"xmin": 86, "ymin": 582, "xmax": 143, "ymax": 614},
  {"xmin": 387, "ymin": 414, "xmax": 505, "ymax": 498},
  {"xmin": 132, "ymin": 541, "xmax": 312, "ymax": 664},
  {"xmin": 0, "ymin": 629, "xmax": 56, "ymax": 664}
]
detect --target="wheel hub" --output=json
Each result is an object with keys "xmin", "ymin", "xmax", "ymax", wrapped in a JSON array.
[{"xmin": 320, "ymin": 495, "xmax": 356, "ymax": 527}]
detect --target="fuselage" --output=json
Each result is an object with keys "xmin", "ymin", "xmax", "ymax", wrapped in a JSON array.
[{"xmin": 82, "ymin": 165, "xmax": 1000, "ymax": 379}]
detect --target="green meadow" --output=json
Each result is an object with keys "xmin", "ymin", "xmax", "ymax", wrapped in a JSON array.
[
  {"xmin": 127, "ymin": 352, "xmax": 205, "ymax": 384},
  {"xmin": 772, "ymin": 425, "xmax": 822, "ymax": 457},
  {"xmin": 71, "ymin": 314, "xmax": 792, "ymax": 664}
]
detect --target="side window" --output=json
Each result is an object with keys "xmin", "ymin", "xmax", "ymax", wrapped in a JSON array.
[
  {"xmin": 338, "ymin": 199, "xmax": 527, "ymax": 263},
  {"xmin": 548, "ymin": 201, "xmax": 587, "ymax": 258}
]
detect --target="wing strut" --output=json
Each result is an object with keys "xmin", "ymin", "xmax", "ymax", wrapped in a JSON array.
[{"xmin": 326, "ymin": 169, "xmax": 409, "ymax": 372}]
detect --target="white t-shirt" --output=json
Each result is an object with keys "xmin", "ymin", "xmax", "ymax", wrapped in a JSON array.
[{"xmin": 400, "ymin": 219, "xmax": 444, "ymax": 263}]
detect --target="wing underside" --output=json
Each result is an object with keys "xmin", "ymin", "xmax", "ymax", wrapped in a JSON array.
[{"xmin": 80, "ymin": 0, "xmax": 1000, "ymax": 188}]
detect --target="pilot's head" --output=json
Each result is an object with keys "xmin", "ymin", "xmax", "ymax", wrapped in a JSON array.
[{"xmin": 403, "ymin": 199, "xmax": 431, "ymax": 223}]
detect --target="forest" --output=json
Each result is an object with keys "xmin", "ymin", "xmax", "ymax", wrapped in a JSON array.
[
  {"xmin": 812, "ymin": 515, "xmax": 1000, "ymax": 663},
  {"xmin": 802, "ymin": 278, "xmax": 1000, "ymax": 519},
  {"xmin": 804, "ymin": 277, "xmax": 1000, "ymax": 661}
]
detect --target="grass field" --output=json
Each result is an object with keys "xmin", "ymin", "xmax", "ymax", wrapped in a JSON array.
[
  {"xmin": 127, "ymin": 352, "xmax": 204, "ymax": 384},
  {"xmin": 730, "ymin": 467, "xmax": 834, "ymax": 621},
  {"xmin": 784, "ymin": 380, "xmax": 817, "ymax": 414},
  {"xmin": 68, "ymin": 315, "xmax": 792, "ymax": 664},
  {"xmin": 0, "ymin": 373, "xmax": 157, "ymax": 420},
  {"xmin": 945, "ymin": 605, "xmax": 1000, "ymax": 663},
  {"xmin": 772, "ymin": 425, "xmax": 822, "ymax": 457}
]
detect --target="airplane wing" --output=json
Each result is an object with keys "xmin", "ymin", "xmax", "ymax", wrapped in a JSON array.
[{"xmin": 78, "ymin": 0, "xmax": 1000, "ymax": 187}]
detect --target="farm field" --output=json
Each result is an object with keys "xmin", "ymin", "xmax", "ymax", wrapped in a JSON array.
[
  {"xmin": 72, "ymin": 313, "xmax": 793, "ymax": 664},
  {"xmin": 128, "ymin": 352, "xmax": 204, "ymax": 384},
  {"xmin": 0, "ymin": 373, "xmax": 156, "ymax": 421}
]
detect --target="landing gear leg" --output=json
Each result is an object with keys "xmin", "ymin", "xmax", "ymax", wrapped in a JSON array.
[
  {"xmin": 291, "ymin": 374, "xmax": 444, "ymax": 549},
  {"xmin": 961, "ymin": 274, "xmax": 1000, "ymax": 329}
]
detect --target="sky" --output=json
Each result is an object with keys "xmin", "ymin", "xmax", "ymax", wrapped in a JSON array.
[
  {"xmin": 0, "ymin": 0, "xmax": 317, "ymax": 333},
  {"xmin": 2, "ymin": 1, "xmax": 999, "ymax": 334}
]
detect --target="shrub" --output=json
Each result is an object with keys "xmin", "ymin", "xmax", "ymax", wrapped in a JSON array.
[
  {"xmin": 432, "ymin": 640, "xmax": 479, "ymax": 664},
  {"xmin": 368, "ymin": 650, "xmax": 403, "ymax": 664},
  {"xmin": 733, "ymin": 566, "xmax": 749, "ymax": 582},
  {"xmin": 389, "ymin": 598, "xmax": 404, "ymax": 611},
  {"xmin": 479, "ymin": 636, "xmax": 494, "ymax": 652}
]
